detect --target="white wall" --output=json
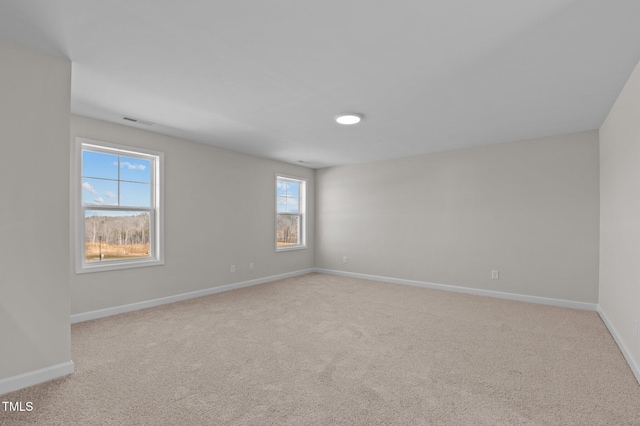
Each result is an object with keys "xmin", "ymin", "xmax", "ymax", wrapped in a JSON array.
[
  {"xmin": 70, "ymin": 115, "xmax": 314, "ymax": 315},
  {"xmin": 599, "ymin": 59, "xmax": 640, "ymax": 378},
  {"xmin": 0, "ymin": 41, "xmax": 72, "ymax": 380},
  {"xmin": 316, "ymin": 131, "xmax": 600, "ymax": 303}
]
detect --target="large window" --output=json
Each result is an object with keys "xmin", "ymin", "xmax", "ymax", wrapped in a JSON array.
[
  {"xmin": 76, "ymin": 138, "xmax": 164, "ymax": 273},
  {"xmin": 276, "ymin": 175, "xmax": 306, "ymax": 251}
]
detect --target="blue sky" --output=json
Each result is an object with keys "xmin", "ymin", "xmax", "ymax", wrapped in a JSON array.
[
  {"xmin": 277, "ymin": 179, "xmax": 300, "ymax": 213},
  {"xmin": 82, "ymin": 151, "xmax": 151, "ymax": 211}
]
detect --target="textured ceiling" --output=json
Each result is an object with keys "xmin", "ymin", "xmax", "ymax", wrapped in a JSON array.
[{"xmin": 1, "ymin": 1, "xmax": 640, "ymax": 168}]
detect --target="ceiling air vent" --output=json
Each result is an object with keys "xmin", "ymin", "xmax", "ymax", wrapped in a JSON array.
[{"xmin": 122, "ymin": 116, "xmax": 154, "ymax": 126}]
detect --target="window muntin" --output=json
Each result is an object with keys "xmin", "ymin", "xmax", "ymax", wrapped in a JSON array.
[
  {"xmin": 76, "ymin": 139, "xmax": 163, "ymax": 273},
  {"xmin": 276, "ymin": 176, "xmax": 306, "ymax": 251}
]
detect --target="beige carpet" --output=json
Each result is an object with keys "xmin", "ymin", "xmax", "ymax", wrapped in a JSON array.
[{"xmin": 2, "ymin": 273, "xmax": 639, "ymax": 425}]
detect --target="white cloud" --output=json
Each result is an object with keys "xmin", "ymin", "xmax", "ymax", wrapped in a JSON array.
[
  {"xmin": 82, "ymin": 182, "xmax": 98, "ymax": 194},
  {"xmin": 120, "ymin": 161, "xmax": 146, "ymax": 170},
  {"xmin": 105, "ymin": 191, "xmax": 117, "ymax": 199},
  {"xmin": 94, "ymin": 197, "xmax": 105, "ymax": 204}
]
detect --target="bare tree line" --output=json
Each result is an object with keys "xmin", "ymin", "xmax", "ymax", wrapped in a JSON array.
[
  {"xmin": 277, "ymin": 214, "xmax": 299, "ymax": 244},
  {"xmin": 85, "ymin": 213, "xmax": 150, "ymax": 246},
  {"xmin": 86, "ymin": 213, "xmax": 295, "ymax": 248}
]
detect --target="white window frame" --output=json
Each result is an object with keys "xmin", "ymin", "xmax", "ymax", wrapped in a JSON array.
[
  {"xmin": 75, "ymin": 137, "xmax": 164, "ymax": 273},
  {"xmin": 275, "ymin": 174, "xmax": 307, "ymax": 252}
]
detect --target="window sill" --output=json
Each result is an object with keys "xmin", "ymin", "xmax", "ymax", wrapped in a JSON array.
[
  {"xmin": 275, "ymin": 245, "xmax": 307, "ymax": 253},
  {"xmin": 76, "ymin": 258, "xmax": 164, "ymax": 274}
]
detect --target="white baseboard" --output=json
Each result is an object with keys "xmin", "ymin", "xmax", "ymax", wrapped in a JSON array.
[
  {"xmin": 72, "ymin": 266, "xmax": 598, "ymax": 320},
  {"xmin": 597, "ymin": 306, "xmax": 640, "ymax": 385},
  {"xmin": 316, "ymin": 268, "xmax": 598, "ymax": 311},
  {"xmin": 71, "ymin": 268, "xmax": 315, "ymax": 324},
  {"xmin": 0, "ymin": 361, "xmax": 74, "ymax": 396}
]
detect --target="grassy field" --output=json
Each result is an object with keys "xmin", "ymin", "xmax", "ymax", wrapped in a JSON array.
[
  {"xmin": 276, "ymin": 241, "xmax": 299, "ymax": 247},
  {"xmin": 86, "ymin": 242, "xmax": 150, "ymax": 261}
]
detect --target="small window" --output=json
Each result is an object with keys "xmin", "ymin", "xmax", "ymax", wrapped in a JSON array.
[
  {"xmin": 76, "ymin": 138, "xmax": 164, "ymax": 273},
  {"xmin": 276, "ymin": 175, "xmax": 306, "ymax": 251}
]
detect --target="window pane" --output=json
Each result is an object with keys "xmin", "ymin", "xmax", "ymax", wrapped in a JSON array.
[
  {"xmin": 287, "ymin": 182, "xmax": 299, "ymax": 198},
  {"xmin": 119, "ymin": 156, "xmax": 151, "ymax": 183},
  {"xmin": 276, "ymin": 214, "xmax": 300, "ymax": 246},
  {"xmin": 82, "ymin": 178, "xmax": 118, "ymax": 206},
  {"xmin": 120, "ymin": 182, "xmax": 151, "ymax": 207},
  {"xmin": 85, "ymin": 210, "xmax": 151, "ymax": 262},
  {"xmin": 276, "ymin": 179, "xmax": 287, "ymax": 197},
  {"xmin": 82, "ymin": 151, "xmax": 118, "ymax": 179},
  {"xmin": 277, "ymin": 196, "xmax": 288, "ymax": 213},
  {"xmin": 286, "ymin": 197, "xmax": 299, "ymax": 213}
]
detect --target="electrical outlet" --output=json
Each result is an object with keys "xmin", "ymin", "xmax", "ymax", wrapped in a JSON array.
[
  {"xmin": 343, "ymin": 256, "xmax": 348, "ymax": 263},
  {"xmin": 249, "ymin": 262, "xmax": 254, "ymax": 270},
  {"xmin": 491, "ymin": 270, "xmax": 499, "ymax": 280},
  {"xmin": 230, "ymin": 264, "xmax": 235, "ymax": 273}
]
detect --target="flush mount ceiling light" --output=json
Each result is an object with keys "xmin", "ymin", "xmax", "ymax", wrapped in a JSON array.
[{"xmin": 335, "ymin": 113, "xmax": 363, "ymax": 125}]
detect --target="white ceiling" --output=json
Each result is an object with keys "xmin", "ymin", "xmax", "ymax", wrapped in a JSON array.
[{"xmin": 1, "ymin": 1, "xmax": 640, "ymax": 168}]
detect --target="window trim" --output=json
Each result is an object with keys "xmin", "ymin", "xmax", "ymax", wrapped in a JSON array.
[
  {"xmin": 275, "ymin": 174, "xmax": 307, "ymax": 252},
  {"xmin": 75, "ymin": 137, "xmax": 165, "ymax": 273}
]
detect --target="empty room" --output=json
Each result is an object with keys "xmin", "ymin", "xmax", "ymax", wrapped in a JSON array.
[{"xmin": 1, "ymin": 1, "xmax": 640, "ymax": 424}]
